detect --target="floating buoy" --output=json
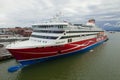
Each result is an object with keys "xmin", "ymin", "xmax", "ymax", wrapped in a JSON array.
[
  {"xmin": 90, "ymin": 49, "xmax": 94, "ymax": 52},
  {"xmin": 8, "ymin": 65, "xmax": 23, "ymax": 72}
]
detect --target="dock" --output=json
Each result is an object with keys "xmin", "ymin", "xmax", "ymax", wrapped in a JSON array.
[
  {"xmin": 0, "ymin": 41, "xmax": 14, "ymax": 61},
  {"xmin": 0, "ymin": 47, "xmax": 13, "ymax": 61},
  {"xmin": 0, "ymin": 53, "xmax": 13, "ymax": 61},
  {"xmin": 0, "ymin": 37, "xmax": 29, "ymax": 42}
]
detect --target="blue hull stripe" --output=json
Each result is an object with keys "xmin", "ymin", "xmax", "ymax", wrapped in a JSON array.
[{"xmin": 19, "ymin": 39, "xmax": 107, "ymax": 66}]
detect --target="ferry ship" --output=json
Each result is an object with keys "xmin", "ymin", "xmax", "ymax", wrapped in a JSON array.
[{"xmin": 6, "ymin": 19, "xmax": 108, "ymax": 66}]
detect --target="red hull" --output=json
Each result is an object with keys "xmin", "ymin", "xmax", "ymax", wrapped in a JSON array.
[{"xmin": 7, "ymin": 36, "xmax": 107, "ymax": 62}]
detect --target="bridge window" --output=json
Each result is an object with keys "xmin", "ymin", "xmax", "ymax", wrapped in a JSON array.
[{"xmin": 31, "ymin": 35, "xmax": 58, "ymax": 39}]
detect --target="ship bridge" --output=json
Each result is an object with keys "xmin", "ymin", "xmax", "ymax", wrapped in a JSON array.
[{"xmin": 29, "ymin": 22, "xmax": 69, "ymax": 45}]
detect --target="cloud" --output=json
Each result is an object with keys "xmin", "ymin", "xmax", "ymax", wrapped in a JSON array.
[{"xmin": 0, "ymin": 0, "xmax": 120, "ymax": 27}]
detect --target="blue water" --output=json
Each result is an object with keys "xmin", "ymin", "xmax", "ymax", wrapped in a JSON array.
[{"xmin": 0, "ymin": 32, "xmax": 120, "ymax": 80}]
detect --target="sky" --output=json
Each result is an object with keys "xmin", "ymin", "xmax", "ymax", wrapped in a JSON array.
[{"xmin": 0, "ymin": 0, "xmax": 120, "ymax": 27}]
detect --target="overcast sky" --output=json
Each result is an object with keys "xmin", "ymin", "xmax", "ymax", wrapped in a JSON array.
[{"xmin": 0, "ymin": 0, "xmax": 120, "ymax": 27}]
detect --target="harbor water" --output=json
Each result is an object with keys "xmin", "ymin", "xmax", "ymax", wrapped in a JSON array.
[{"xmin": 0, "ymin": 32, "xmax": 120, "ymax": 80}]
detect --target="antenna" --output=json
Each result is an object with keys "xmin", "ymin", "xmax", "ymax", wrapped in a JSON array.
[{"xmin": 50, "ymin": 12, "xmax": 62, "ymax": 22}]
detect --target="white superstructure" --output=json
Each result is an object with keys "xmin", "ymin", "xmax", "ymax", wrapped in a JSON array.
[{"xmin": 7, "ymin": 19, "xmax": 105, "ymax": 49}]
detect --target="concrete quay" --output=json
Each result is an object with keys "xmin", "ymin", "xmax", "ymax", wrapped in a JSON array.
[
  {"xmin": 0, "ymin": 37, "xmax": 29, "ymax": 42},
  {"xmin": 0, "ymin": 47, "xmax": 13, "ymax": 61}
]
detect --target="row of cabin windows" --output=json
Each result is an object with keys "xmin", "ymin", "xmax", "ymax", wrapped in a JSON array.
[
  {"xmin": 33, "ymin": 30, "xmax": 64, "ymax": 33},
  {"xmin": 60, "ymin": 33, "xmax": 97, "ymax": 39},
  {"xmin": 32, "ymin": 25, "xmax": 67, "ymax": 28},
  {"xmin": 33, "ymin": 30, "xmax": 104, "ymax": 34},
  {"xmin": 31, "ymin": 34, "xmax": 58, "ymax": 39},
  {"xmin": 66, "ymin": 31, "xmax": 104, "ymax": 33}
]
